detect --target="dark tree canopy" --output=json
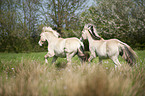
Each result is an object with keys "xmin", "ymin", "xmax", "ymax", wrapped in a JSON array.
[{"xmin": 0, "ymin": 0, "xmax": 144, "ymax": 52}]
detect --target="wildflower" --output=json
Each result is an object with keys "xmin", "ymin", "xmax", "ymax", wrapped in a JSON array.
[
  {"xmin": 68, "ymin": 69, "xmax": 71, "ymax": 72},
  {"xmin": 120, "ymin": 72, "xmax": 122, "ymax": 75},
  {"xmin": 64, "ymin": 86, "xmax": 67, "ymax": 90}
]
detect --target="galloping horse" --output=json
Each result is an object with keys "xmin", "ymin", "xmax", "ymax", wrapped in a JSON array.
[
  {"xmin": 81, "ymin": 24, "xmax": 137, "ymax": 67},
  {"xmin": 38, "ymin": 26, "xmax": 86, "ymax": 65}
]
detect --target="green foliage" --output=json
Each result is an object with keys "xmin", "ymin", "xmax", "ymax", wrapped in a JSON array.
[
  {"xmin": 0, "ymin": 0, "xmax": 42, "ymax": 52},
  {"xmin": 0, "ymin": 0, "xmax": 88, "ymax": 52},
  {"xmin": 80, "ymin": 0, "xmax": 145, "ymax": 48},
  {"xmin": 0, "ymin": 0, "xmax": 144, "ymax": 52}
]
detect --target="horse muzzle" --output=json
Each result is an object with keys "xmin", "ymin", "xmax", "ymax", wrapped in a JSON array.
[{"xmin": 38, "ymin": 41, "xmax": 43, "ymax": 46}]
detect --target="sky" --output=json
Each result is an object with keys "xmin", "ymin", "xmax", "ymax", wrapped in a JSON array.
[{"xmin": 75, "ymin": 0, "xmax": 95, "ymax": 14}]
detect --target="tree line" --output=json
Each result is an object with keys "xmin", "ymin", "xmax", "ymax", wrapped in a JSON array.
[{"xmin": 0, "ymin": 0, "xmax": 144, "ymax": 52}]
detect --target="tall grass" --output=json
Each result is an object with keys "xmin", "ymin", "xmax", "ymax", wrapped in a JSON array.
[{"xmin": 0, "ymin": 52, "xmax": 145, "ymax": 96}]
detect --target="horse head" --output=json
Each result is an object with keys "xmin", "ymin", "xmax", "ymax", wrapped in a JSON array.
[
  {"xmin": 38, "ymin": 26, "xmax": 61, "ymax": 46},
  {"xmin": 82, "ymin": 24, "xmax": 102, "ymax": 40},
  {"xmin": 38, "ymin": 33, "xmax": 46, "ymax": 46},
  {"xmin": 42, "ymin": 26, "xmax": 60, "ymax": 38}
]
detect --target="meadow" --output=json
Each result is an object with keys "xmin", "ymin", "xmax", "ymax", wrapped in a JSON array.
[{"xmin": 0, "ymin": 50, "xmax": 145, "ymax": 96}]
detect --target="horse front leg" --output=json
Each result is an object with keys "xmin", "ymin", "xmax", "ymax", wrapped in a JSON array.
[
  {"xmin": 44, "ymin": 53, "xmax": 49, "ymax": 63},
  {"xmin": 88, "ymin": 51, "xmax": 96, "ymax": 63},
  {"xmin": 44, "ymin": 51, "xmax": 55, "ymax": 63}
]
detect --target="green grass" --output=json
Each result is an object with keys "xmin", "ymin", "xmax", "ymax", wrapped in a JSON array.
[{"xmin": 0, "ymin": 51, "xmax": 145, "ymax": 96}]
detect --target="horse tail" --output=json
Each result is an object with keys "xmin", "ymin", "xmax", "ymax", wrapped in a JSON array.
[
  {"xmin": 77, "ymin": 41, "xmax": 89, "ymax": 61},
  {"xmin": 77, "ymin": 41, "xmax": 85, "ymax": 56},
  {"xmin": 119, "ymin": 41, "xmax": 137, "ymax": 66},
  {"xmin": 80, "ymin": 42, "xmax": 85, "ymax": 51}
]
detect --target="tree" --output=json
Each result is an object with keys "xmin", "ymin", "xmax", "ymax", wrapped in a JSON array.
[
  {"xmin": 0, "ymin": 0, "xmax": 42, "ymax": 52},
  {"xmin": 41, "ymin": 0, "xmax": 87, "ymax": 35},
  {"xmin": 80, "ymin": 0, "xmax": 145, "ymax": 48},
  {"xmin": 0, "ymin": 0, "xmax": 18, "ymax": 52},
  {"xmin": 0, "ymin": 0, "xmax": 89, "ymax": 52}
]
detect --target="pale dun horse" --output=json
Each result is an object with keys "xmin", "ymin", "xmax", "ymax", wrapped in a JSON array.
[
  {"xmin": 38, "ymin": 26, "xmax": 86, "ymax": 65},
  {"xmin": 81, "ymin": 24, "xmax": 137, "ymax": 68}
]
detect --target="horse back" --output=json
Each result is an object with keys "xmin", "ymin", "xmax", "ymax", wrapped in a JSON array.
[
  {"xmin": 94, "ymin": 39, "xmax": 120, "ymax": 57},
  {"xmin": 65, "ymin": 38, "xmax": 82, "ymax": 53}
]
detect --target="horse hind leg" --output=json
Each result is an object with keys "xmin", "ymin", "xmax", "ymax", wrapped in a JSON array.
[
  {"xmin": 66, "ymin": 52, "xmax": 76, "ymax": 65},
  {"xmin": 51, "ymin": 56, "xmax": 58, "ymax": 65},
  {"xmin": 111, "ymin": 56, "xmax": 121, "ymax": 68},
  {"xmin": 88, "ymin": 51, "xmax": 96, "ymax": 63},
  {"xmin": 77, "ymin": 48, "xmax": 85, "ymax": 57},
  {"xmin": 99, "ymin": 57, "xmax": 103, "ymax": 65},
  {"xmin": 77, "ymin": 48, "xmax": 87, "ymax": 63}
]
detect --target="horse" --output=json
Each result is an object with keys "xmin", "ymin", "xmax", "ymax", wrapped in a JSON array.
[
  {"xmin": 38, "ymin": 26, "xmax": 86, "ymax": 65},
  {"xmin": 81, "ymin": 24, "xmax": 137, "ymax": 68}
]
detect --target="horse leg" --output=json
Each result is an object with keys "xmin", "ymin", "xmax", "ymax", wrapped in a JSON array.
[
  {"xmin": 77, "ymin": 55, "xmax": 85, "ymax": 65},
  {"xmin": 77, "ymin": 48, "xmax": 86, "ymax": 64},
  {"xmin": 51, "ymin": 56, "xmax": 58, "ymax": 65},
  {"xmin": 88, "ymin": 51, "xmax": 96, "ymax": 63},
  {"xmin": 66, "ymin": 52, "xmax": 76, "ymax": 65},
  {"xmin": 111, "ymin": 56, "xmax": 121, "ymax": 68},
  {"xmin": 44, "ymin": 53, "xmax": 49, "ymax": 63},
  {"xmin": 44, "ymin": 51, "xmax": 55, "ymax": 63},
  {"xmin": 99, "ymin": 57, "xmax": 103, "ymax": 64}
]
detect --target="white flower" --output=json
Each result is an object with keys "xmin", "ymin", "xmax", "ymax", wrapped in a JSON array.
[
  {"xmin": 64, "ymin": 86, "xmax": 67, "ymax": 90},
  {"xmin": 68, "ymin": 69, "xmax": 71, "ymax": 72}
]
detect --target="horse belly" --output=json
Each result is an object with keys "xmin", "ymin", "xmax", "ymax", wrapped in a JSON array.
[
  {"xmin": 55, "ymin": 52, "xmax": 66, "ymax": 58},
  {"xmin": 54, "ymin": 40, "xmax": 66, "ymax": 58},
  {"xmin": 96, "ymin": 43, "xmax": 108, "ymax": 58},
  {"xmin": 54, "ymin": 48, "xmax": 66, "ymax": 58},
  {"xmin": 106, "ymin": 41, "xmax": 119, "ymax": 57},
  {"xmin": 96, "ymin": 50, "xmax": 108, "ymax": 59}
]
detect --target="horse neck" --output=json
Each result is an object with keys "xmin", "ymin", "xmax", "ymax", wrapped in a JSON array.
[
  {"xmin": 86, "ymin": 31, "xmax": 95, "ymax": 43},
  {"xmin": 44, "ymin": 32, "xmax": 58, "ymax": 43}
]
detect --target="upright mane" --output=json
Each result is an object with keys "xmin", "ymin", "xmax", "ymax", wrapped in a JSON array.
[
  {"xmin": 85, "ymin": 24, "xmax": 102, "ymax": 40},
  {"xmin": 42, "ymin": 26, "xmax": 60, "ymax": 37}
]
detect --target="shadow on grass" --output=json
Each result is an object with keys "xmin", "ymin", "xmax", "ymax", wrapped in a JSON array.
[{"xmin": 55, "ymin": 61, "xmax": 67, "ymax": 69}]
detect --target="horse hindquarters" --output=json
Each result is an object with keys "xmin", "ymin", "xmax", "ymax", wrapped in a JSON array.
[
  {"xmin": 119, "ymin": 41, "xmax": 137, "ymax": 66},
  {"xmin": 65, "ymin": 38, "xmax": 86, "ymax": 64}
]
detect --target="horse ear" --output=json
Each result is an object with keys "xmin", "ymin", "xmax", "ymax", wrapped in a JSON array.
[
  {"xmin": 84, "ymin": 24, "xmax": 88, "ymax": 29},
  {"xmin": 42, "ymin": 27, "xmax": 45, "ymax": 32},
  {"xmin": 42, "ymin": 26, "xmax": 48, "ymax": 32}
]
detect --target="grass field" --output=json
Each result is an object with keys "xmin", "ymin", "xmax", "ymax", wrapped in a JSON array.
[{"xmin": 0, "ymin": 50, "xmax": 145, "ymax": 96}]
